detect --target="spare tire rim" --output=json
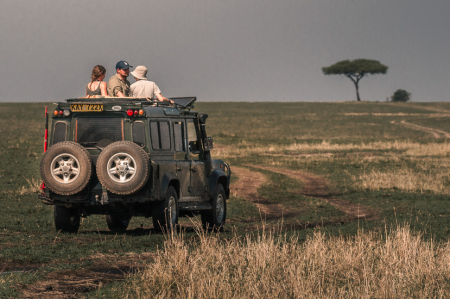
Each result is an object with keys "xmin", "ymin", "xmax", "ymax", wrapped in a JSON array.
[
  {"xmin": 107, "ymin": 153, "xmax": 137, "ymax": 183},
  {"xmin": 216, "ymin": 193, "xmax": 225, "ymax": 223},
  {"xmin": 50, "ymin": 153, "xmax": 81, "ymax": 184}
]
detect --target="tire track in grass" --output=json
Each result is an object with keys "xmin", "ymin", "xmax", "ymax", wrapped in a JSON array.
[
  {"xmin": 231, "ymin": 166, "xmax": 293, "ymax": 219},
  {"xmin": 246, "ymin": 165, "xmax": 378, "ymax": 221},
  {"xmin": 391, "ymin": 120, "xmax": 450, "ymax": 138}
]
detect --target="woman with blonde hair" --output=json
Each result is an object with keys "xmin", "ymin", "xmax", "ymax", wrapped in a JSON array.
[{"xmin": 86, "ymin": 65, "xmax": 107, "ymax": 97}]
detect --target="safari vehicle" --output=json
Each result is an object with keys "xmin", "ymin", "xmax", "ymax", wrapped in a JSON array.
[{"xmin": 38, "ymin": 97, "xmax": 231, "ymax": 233}]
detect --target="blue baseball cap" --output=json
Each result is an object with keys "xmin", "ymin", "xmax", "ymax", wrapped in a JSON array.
[{"xmin": 115, "ymin": 60, "xmax": 132, "ymax": 70}]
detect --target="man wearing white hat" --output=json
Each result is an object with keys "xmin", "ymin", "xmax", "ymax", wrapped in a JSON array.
[{"xmin": 130, "ymin": 66, "xmax": 173, "ymax": 104}]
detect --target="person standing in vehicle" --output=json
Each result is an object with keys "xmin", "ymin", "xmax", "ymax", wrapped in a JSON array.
[
  {"xmin": 107, "ymin": 60, "xmax": 132, "ymax": 97},
  {"xmin": 130, "ymin": 65, "xmax": 173, "ymax": 104},
  {"xmin": 86, "ymin": 65, "xmax": 107, "ymax": 97}
]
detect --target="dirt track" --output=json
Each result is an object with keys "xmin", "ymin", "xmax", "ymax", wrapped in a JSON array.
[
  {"xmin": 391, "ymin": 120, "xmax": 450, "ymax": 139},
  {"xmin": 232, "ymin": 165, "xmax": 377, "ymax": 222}
]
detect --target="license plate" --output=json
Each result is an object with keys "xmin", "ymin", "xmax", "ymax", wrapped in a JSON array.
[{"xmin": 70, "ymin": 103, "xmax": 103, "ymax": 112}]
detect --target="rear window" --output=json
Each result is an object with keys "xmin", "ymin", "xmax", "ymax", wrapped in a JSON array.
[
  {"xmin": 76, "ymin": 117, "xmax": 123, "ymax": 144},
  {"xmin": 132, "ymin": 121, "xmax": 146, "ymax": 146},
  {"xmin": 53, "ymin": 122, "xmax": 67, "ymax": 144}
]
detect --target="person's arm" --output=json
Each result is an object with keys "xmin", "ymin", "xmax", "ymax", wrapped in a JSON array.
[
  {"xmin": 112, "ymin": 85, "xmax": 125, "ymax": 97},
  {"xmin": 155, "ymin": 93, "xmax": 174, "ymax": 104},
  {"xmin": 100, "ymin": 82, "xmax": 108, "ymax": 96}
]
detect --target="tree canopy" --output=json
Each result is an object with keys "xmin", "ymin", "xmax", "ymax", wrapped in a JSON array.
[{"xmin": 322, "ymin": 59, "xmax": 388, "ymax": 101}]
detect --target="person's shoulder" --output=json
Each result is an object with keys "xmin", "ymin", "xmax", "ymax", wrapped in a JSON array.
[{"xmin": 108, "ymin": 74, "xmax": 119, "ymax": 82}]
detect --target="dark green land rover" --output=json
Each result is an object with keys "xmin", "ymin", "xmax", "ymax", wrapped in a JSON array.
[{"xmin": 39, "ymin": 97, "xmax": 231, "ymax": 233}]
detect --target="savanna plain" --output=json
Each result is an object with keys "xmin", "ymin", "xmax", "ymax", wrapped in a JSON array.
[{"xmin": 2, "ymin": 101, "xmax": 450, "ymax": 298}]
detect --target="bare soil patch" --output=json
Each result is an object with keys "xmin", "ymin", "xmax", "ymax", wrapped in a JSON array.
[{"xmin": 16, "ymin": 253, "xmax": 154, "ymax": 299}]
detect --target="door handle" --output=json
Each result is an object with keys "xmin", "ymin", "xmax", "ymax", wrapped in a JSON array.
[
  {"xmin": 176, "ymin": 168, "xmax": 182, "ymax": 172},
  {"xmin": 191, "ymin": 167, "xmax": 197, "ymax": 172}
]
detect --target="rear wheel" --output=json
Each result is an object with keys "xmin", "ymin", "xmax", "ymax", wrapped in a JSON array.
[
  {"xmin": 40, "ymin": 142, "xmax": 92, "ymax": 195},
  {"xmin": 201, "ymin": 184, "xmax": 226, "ymax": 231},
  {"xmin": 105, "ymin": 214, "xmax": 132, "ymax": 231},
  {"xmin": 54, "ymin": 206, "xmax": 80, "ymax": 234},
  {"xmin": 152, "ymin": 186, "xmax": 179, "ymax": 232}
]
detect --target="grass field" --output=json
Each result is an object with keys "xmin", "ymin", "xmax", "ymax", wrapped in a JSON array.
[{"xmin": 1, "ymin": 101, "xmax": 450, "ymax": 297}]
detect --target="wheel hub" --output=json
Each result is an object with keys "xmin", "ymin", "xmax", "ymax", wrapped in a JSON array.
[
  {"xmin": 107, "ymin": 153, "xmax": 137, "ymax": 183},
  {"xmin": 50, "ymin": 153, "xmax": 80, "ymax": 184}
]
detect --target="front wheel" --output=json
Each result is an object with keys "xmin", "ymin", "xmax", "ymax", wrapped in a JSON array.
[
  {"xmin": 201, "ymin": 184, "xmax": 226, "ymax": 231},
  {"xmin": 152, "ymin": 186, "xmax": 179, "ymax": 232},
  {"xmin": 54, "ymin": 206, "xmax": 80, "ymax": 234}
]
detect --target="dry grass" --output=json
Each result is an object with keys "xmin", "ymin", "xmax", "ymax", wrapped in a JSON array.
[
  {"xmin": 354, "ymin": 162, "xmax": 450, "ymax": 194},
  {"xmin": 17, "ymin": 177, "xmax": 41, "ymax": 195},
  {"xmin": 120, "ymin": 225, "xmax": 450, "ymax": 298},
  {"xmin": 214, "ymin": 140, "xmax": 450, "ymax": 159}
]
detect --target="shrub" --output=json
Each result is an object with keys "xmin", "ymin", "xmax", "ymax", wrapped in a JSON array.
[{"xmin": 391, "ymin": 89, "xmax": 411, "ymax": 102}]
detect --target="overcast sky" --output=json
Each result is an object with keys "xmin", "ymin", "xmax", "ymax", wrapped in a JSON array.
[{"xmin": 1, "ymin": 0, "xmax": 449, "ymax": 102}]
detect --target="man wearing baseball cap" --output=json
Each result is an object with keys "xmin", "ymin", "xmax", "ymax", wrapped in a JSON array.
[
  {"xmin": 130, "ymin": 65, "xmax": 173, "ymax": 104},
  {"xmin": 107, "ymin": 60, "xmax": 133, "ymax": 97}
]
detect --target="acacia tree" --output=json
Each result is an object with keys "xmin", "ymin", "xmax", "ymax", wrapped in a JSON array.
[{"xmin": 322, "ymin": 59, "xmax": 388, "ymax": 101}]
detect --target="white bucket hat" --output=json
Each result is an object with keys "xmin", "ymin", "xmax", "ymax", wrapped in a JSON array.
[{"xmin": 130, "ymin": 65, "xmax": 148, "ymax": 80}]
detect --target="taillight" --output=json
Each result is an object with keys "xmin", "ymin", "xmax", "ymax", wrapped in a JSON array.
[
  {"xmin": 127, "ymin": 109, "xmax": 133, "ymax": 116},
  {"xmin": 53, "ymin": 109, "xmax": 70, "ymax": 117},
  {"xmin": 139, "ymin": 109, "xmax": 144, "ymax": 116},
  {"xmin": 134, "ymin": 110, "xmax": 138, "ymax": 116}
]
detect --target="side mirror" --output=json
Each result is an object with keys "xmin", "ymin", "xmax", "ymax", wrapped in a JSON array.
[{"xmin": 203, "ymin": 137, "xmax": 213, "ymax": 152}]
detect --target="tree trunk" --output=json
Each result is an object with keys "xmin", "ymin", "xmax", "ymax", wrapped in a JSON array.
[{"xmin": 353, "ymin": 81, "xmax": 361, "ymax": 101}]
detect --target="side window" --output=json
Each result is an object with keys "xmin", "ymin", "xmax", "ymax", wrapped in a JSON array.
[
  {"xmin": 132, "ymin": 121, "xmax": 145, "ymax": 146},
  {"xmin": 173, "ymin": 121, "xmax": 186, "ymax": 152},
  {"xmin": 187, "ymin": 120, "xmax": 200, "ymax": 152},
  {"xmin": 53, "ymin": 122, "xmax": 67, "ymax": 144},
  {"xmin": 150, "ymin": 121, "xmax": 171, "ymax": 150}
]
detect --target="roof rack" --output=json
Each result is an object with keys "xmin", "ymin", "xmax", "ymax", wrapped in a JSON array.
[{"xmin": 65, "ymin": 96, "xmax": 197, "ymax": 110}]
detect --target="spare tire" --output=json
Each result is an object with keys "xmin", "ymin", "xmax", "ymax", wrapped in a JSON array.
[
  {"xmin": 40, "ymin": 141, "xmax": 92, "ymax": 195},
  {"xmin": 96, "ymin": 141, "xmax": 150, "ymax": 195}
]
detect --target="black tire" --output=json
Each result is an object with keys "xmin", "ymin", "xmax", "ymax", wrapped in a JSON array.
[
  {"xmin": 105, "ymin": 214, "xmax": 132, "ymax": 231},
  {"xmin": 152, "ymin": 186, "xmax": 179, "ymax": 232},
  {"xmin": 40, "ymin": 142, "xmax": 92, "ymax": 196},
  {"xmin": 201, "ymin": 184, "xmax": 227, "ymax": 231},
  {"xmin": 96, "ymin": 141, "xmax": 150, "ymax": 195},
  {"xmin": 54, "ymin": 205, "xmax": 80, "ymax": 234}
]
